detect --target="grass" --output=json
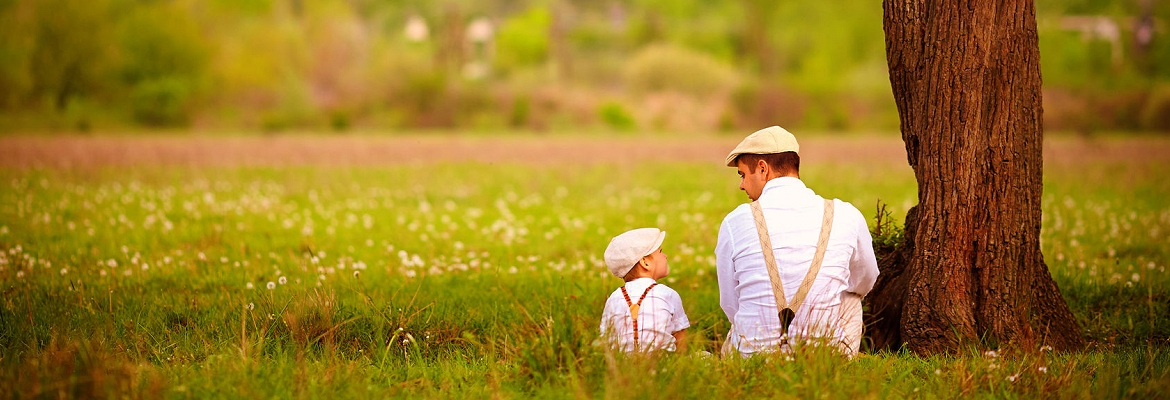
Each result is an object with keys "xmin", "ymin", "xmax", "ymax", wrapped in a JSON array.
[{"xmin": 0, "ymin": 135, "xmax": 1167, "ymax": 398}]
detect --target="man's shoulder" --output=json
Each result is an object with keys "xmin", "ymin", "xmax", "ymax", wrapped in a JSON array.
[
  {"xmin": 720, "ymin": 203, "xmax": 753, "ymax": 224},
  {"xmin": 829, "ymin": 198, "xmax": 867, "ymax": 222}
]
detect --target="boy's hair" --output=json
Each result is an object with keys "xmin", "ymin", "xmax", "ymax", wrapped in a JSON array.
[
  {"xmin": 621, "ymin": 257, "xmax": 646, "ymax": 281},
  {"xmin": 736, "ymin": 151, "xmax": 800, "ymax": 176}
]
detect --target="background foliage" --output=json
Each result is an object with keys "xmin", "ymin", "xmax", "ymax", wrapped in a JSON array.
[{"xmin": 0, "ymin": 0, "xmax": 1167, "ymax": 133}]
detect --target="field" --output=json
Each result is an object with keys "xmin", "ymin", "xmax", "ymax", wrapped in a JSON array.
[{"xmin": 1, "ymin": 133, "xmax": 1168, "ymax": 398}]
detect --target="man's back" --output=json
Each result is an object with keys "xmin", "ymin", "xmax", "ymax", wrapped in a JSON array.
[{"xmin": 716, "ymin": 177, "xmax": 878, "ymax": 354}]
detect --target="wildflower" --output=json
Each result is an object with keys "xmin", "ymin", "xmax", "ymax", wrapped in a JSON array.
[
  {"xmin": 984, "ymin": 349, "xmax": 998, "ymax": 358},
  {"xmin": 123, "ymin": 269, "xmax": 132, "ymax": 276},
  {"xmin": 1040, "ymin": 345, "xmax": 1053, "ymax": 352},
  {"xmin": 247, "ymin": 302, "xmax": 255, "ymax": 311},
  {"xmin": 15, "ymin": 270, "xmax": 23, "ymax": 278},
  {"xmin": 141, "ymin": 263, "xmax": 149, "ymax": 271},
  {"xmin": 267, "ymin": 281, "xmax": 276, "ymax": 290},
  {"xmin": 353, "ymin": 271, "xmax": 360, "ymax": 277},
  {"xmin": 933, "ymin": 369, "xmax": 941, "ymax": 375},
  {"xmin": 107, "ymin": 259, "xmax": 117, "ymax": 268},
  {"xmin": 246, "ymin": 282, "xmax": 254, "ymax": 289},
  {"xmin": 1038, "ymin": 366, "xmax": 1048, "ymax": 373},
  {"xmin": 1007, "ymin": 374, "xmax": 1019, "ymax": 382},
  {"xmin": 100, "ymin": 270, "xmax": 107, "ymax": 277},
  {"xmin": 278, "ymin": 276, "xmax": 287, "ymax": 285},
  {"xmin": 60, "ymin": 268, "xmax": 67, "ymax": 275},
  {"xmin": 1131, "ymin": 273, "xmax": 1141, "ymax": 283}
]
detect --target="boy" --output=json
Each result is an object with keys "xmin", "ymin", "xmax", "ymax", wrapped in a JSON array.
[{"xmin": 599, "ymin": 228, "xmax": 690, "ymax": 352}]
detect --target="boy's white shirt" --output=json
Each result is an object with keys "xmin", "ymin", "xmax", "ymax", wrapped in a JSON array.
[{"xmin": 599, "ymin": 278, "xmax": 690, "ymax": 352}]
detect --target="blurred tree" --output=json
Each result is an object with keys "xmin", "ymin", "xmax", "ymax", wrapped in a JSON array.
[
  {"xmin": 868, "ymin": 0, "xmax": 1084, "ymax": 355},
  {"xmin": 26, "ymin": 0, "xmax": 116, "ymax": 111},
  {"xmin": 117, "ymin": 2, "xmax": 210, "ymax": 126},
  {"xmin": 495, "ymin": 5, "xmax": 551, "ymax": 72}
]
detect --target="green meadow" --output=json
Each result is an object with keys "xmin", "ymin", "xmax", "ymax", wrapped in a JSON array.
[{"xmin": 1, "ymin": 134, "xmax": 1168, "ymax": 398}]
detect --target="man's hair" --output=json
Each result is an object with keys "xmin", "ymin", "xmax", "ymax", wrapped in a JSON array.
[{"xmin": 736, "ymin": 152, "xmax": 800, "ymax": 176}]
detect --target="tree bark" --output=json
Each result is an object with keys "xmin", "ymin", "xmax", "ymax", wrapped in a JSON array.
[{"xmin": 866, "ymin": 0, "xmax": 1084, "ymax": 354}]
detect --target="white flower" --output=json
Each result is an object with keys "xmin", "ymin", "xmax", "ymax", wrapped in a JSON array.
[
  {"xmin": 100, "ymin": 270, "xmax": 107, "ymax": 277},
  {"xmin": 107, "ymin": 259, "xmax": 117, "ymax": 268},
  {"xmin": 59, "ymin": 268, "xmax": 67, "ymax": 275},
  {"xmin": 1007, "ymin": 374, "xmax": 1019, "ymax": 382},
  {"xmin": 278, "ymin": 276, "xmax": 287, "ymax": 285},
  {"xmin": 15, "ymin": 271, "xmax": 23, "ymax": 278},
  {"xmin": 247, "ymin": 302, "xmax": 255, "ymax": 310},
  {"xmin": 1038, "ymin": 366, "xmax": 1048, "ymax": 373},
  {"xmin": 267, "ymin": 281, "xmax": 276, "ymax": 290},
  {"xmin": 246, "ymin": 282, "xmax": 254, "ymax": 289},
  {"xmin": 353, "ymin": 270, "xmax": 360, "ymax": 277},
  {"xmin": 141, "ymin": 263, "xmax": 149, "ymax": 271}
]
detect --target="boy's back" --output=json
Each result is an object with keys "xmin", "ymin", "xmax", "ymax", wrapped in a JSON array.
[{"xmin": 599, "ymin": 277, "xmax": 689, "ymax": 352}]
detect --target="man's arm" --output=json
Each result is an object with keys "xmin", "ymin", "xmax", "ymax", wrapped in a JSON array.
[
  {"xmin": 716, "ymin": 218, "xmax": 739, "ymax": 321},
  {"xmin": 846, "ymin": 206, "xmax": 879, "ymax": 295}
]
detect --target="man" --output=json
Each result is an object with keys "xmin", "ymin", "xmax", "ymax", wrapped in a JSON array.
[{"xmin": 716, "ymin": 126, "xmax": 878, "ymax": 356}]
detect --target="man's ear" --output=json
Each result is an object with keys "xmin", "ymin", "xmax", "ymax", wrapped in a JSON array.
[{"xmin": 756, "ymin": 159, "xmax": 769, "ymax": 176}]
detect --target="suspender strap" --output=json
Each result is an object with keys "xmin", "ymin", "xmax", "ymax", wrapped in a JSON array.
[
  {"xmin": 620, "ymin": 283, "xmax": 659, "ymax": 348},
  {"xmin": 749, "ymin": 198, "xmax": 835, "ymax": 336}
]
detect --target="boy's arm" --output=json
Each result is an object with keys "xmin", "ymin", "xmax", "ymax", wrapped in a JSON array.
[{"xmin": 672, "ymin": 329, "xmax": 687, "ymax": 352}]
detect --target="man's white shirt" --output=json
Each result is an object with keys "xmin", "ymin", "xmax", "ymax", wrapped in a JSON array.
[
  {"xmin": 600, "ymin": 278, "xmax": 690, "ymax": 352},
  {"xmin": 716, "ymin": 177, "xmax": 878, "ymax": 354}
]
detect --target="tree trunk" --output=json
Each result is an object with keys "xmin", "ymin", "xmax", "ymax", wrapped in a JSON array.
[{"xmin": 866, "ymin": 0, "xmax": 1084, "ymax": 354}]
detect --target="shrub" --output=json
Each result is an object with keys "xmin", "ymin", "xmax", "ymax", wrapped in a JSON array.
[
  {"xmin": 598, "ymin": 101, "xmax": 636, "ymax": 131},
  {"xmin": 130, "ymin": 77, "xmax": 193, "ymax": 127},
  {"xmin": 623, "ymin": 44, "xmax": 739, "ymax": 98}
]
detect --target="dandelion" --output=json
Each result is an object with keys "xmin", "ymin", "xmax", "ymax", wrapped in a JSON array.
[
  {"xmin": 15, "ymin": 270, "xmax": 23, "ymax": 278},
  {"xmin": 246, "ymin": 282, "xmax": 254, "ymax": 289},
  {"xmin": 1007, "ymin": 374, "xmax": 1019, "ymax": 382},
  {"xmin": 353, "ymin": 271, "xmax": 360, "ymax": 277},
  {"xmin": 247, "ymin": 302, "xmax": 255, "ymax": 311},
  {"xmin": 141, "ymin": 263, "xmax": 149, "ymax": 271},
  {"xmin": 267, "ymin": 281, "xmax": 276, "ymax": 290},
  {"xmin": 1131, "ymin": 273, "xmax": 1141, "ymax": 283},
  {"xmin": 1038, "ymin": 366, "xmax": 1048, "ymax": 373},
  {"xmin": 60, "ymin": 268, "xmax": 67, "ymax": 275},
  {"xmin": 100, "ymin": 270, "xmax": 107, "ymax": 277},
  {"xmin": 123, "ymin": 269, "xmax": 132, "ymax": 276},
  {"xmin": 933, "ymin": 369, "xmax": 941, "ymax": 375},
  {"xmin": 278, "ymin": 276, "xmax": 287, "ymax": 285},
  {"xmin": 404, "ymin": 270, "xmax": 417, "ymax": 278},
  {"xmin": 107, "ymin": 259, "xmax": 118, "ymax": 268}
]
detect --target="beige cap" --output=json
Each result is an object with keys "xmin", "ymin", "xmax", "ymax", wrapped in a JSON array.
[
  {"xmin": 604, "ymin": 228, "xmax": 666, "ymax": 278},
  {"xmin": 724, "ymin": 126, "xmax": 800, "ymax": 167}
]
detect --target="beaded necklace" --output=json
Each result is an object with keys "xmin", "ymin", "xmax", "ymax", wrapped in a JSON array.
[{"xmin": 619, "ymin": 282, "xmax": 658, "ymax": 348}]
